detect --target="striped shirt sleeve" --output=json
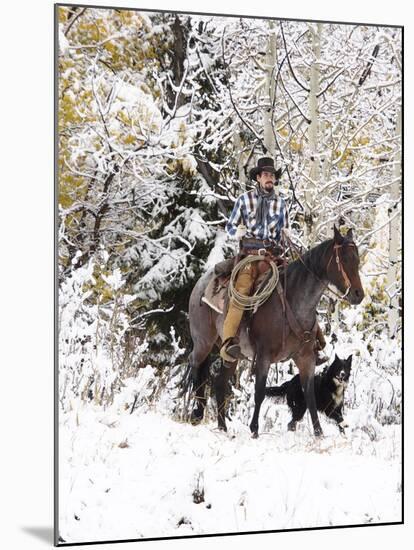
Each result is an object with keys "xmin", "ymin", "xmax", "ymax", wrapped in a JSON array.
[{"xmin": 225, "ymin": 195, "xmax": 244, "ymax": 237}]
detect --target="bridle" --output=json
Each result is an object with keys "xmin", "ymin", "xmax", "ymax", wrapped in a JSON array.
[{"xmin": 326, "ymin": 242, "xmax": 357, "ymax": 300}]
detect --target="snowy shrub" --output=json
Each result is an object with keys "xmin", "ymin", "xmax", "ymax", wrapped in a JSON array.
[{"xmin": 59, "ymin": 260, "xmax": 145, "ymax": 410}]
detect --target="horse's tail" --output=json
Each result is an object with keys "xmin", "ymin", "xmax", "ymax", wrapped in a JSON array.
[{"xmin": 265, "ymin": 380, "xmax": 290, "ymax": 400}]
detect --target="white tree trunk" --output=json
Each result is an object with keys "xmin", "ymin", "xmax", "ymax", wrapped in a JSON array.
[
  {"xmin": 387, "ymin": 107, "xmax": 401, "ymax": 337},
  {"xmin": 263, "ymin": 20, "xmax": 277, "ymax": 154},
  {"xmin": 233, "ymin": 124, "xmax": 247, "ymax": 189},
  {"xmin": 304, "ymin": 23, "xmax": 322, "ymax": 243}
]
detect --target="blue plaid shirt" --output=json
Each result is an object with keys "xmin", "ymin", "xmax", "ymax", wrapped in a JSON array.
[{"xmin": 226, "ymin": 188, "xmax": 290, "ymax": 243}]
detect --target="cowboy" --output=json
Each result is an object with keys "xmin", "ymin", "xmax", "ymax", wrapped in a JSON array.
[{"xmin": 219, "ymin": 157, "xmax": 327, "ymax": 364}]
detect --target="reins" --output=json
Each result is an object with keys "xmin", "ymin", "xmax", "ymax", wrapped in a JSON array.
[{"xmin": 276, "ymin": 231, "xmax": 318, "ymax": 358}]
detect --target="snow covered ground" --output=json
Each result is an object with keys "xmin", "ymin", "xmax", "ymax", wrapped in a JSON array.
[{"xmin": 58, "ymin": 372, "xmax": 401, "ymax": 544}]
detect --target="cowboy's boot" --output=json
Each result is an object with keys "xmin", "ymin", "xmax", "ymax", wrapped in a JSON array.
[
  {"xmin": 220, "ymin": 300, "xmax": 246, "ymax": 363},
  {"xmin": 220, "ymin": 336, "xmax": 242, "ymax": 363}
]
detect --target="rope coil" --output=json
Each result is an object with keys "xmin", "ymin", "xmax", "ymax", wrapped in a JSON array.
[{"xmin": 228, "ymin": 255, "xmax": 280, "ymax": 311}]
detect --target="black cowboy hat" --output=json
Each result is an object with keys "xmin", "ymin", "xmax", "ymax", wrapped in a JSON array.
[{"xmin": 249, "ymin": 157, "xmax": 282, "ymax": 181}]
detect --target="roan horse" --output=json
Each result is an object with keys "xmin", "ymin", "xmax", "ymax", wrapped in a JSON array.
[{"xmin": 185, "ymin": 226, "xmax": 364, "ymax": 438}]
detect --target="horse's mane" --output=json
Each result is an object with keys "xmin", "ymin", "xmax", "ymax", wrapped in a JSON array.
[
  {"xmin": 284, "ymin": 238, "xmax": 334, "ymax": 281},
  {"xmin": 283, "ymin": 235, "xmax": 356, "ymax": 282}
]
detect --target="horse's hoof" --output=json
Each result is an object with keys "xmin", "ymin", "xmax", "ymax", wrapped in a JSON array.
[
  {"xmin": 287, "ymin": 422, "xmax": 297, "ymax": 432},
  {"xmin": 251, "ymin": 431, "xmax": 259, "ymax": 439},
  {"xmin": 217, "ymin": 424, "xmax": 227, "ymax": 432},
  {"xmin": 314, "ymin": 428, "xmax": 324, "ymax": 438}
]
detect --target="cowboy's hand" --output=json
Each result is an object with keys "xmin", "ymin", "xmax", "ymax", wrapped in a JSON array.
[{"xmin": 235, "ymin": 224, "xmax": 247, "ymax": 240}]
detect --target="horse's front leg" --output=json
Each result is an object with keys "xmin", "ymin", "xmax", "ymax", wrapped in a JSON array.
[
  {"xmin": 295, "ymin": 350, "xmax": 323, "ymax": 437},
  {"xmin": 249, "ymin": 352, "xmax": 271, "ymax": 438}
]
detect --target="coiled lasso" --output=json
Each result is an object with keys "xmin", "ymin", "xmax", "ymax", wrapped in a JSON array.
[{"xmin": 228, "ymin": 255, "xmax": 280, "ymax": 312}]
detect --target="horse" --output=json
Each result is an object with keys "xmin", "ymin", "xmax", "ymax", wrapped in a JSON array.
[{"xmin": 185, "ymin": 226, "xmax": 364, "ymax": 438}]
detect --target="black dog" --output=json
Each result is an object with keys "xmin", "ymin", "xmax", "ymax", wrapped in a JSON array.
[{"xmin": 265, "ymin": 354, "xmax": 352, "ymax": 434}]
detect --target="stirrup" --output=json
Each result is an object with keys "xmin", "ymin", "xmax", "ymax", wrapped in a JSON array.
[{"xmin": 220, "ymin": 338, "xmax": 241, "ymax": 362}]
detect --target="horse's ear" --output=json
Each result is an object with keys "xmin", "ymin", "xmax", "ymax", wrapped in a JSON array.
[
  {"xmin": 346, "ymin": 228, "xmax": 354, "ymax": 241},
  {"xmin": 333, "ymin": 225, "xmax": 343, "ymax": 243}
]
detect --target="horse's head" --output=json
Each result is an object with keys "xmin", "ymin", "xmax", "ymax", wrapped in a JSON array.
[{"xmin": 326, "ymin": 226, "xmax": 364, "ymax": 305}]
